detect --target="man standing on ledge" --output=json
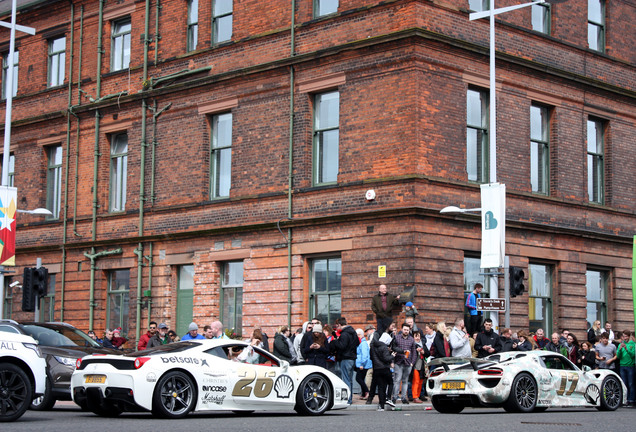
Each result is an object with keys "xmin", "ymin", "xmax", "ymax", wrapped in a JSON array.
[
  {"xmin": 371, "ymin": 284, "xmax": 400, "ymax": 334},
  {"xmin": 465, "ymin": 283, "xmax": 483, "ymax": 335}
]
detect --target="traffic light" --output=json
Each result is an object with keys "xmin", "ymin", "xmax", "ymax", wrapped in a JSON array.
[
  {"xmin": 21, "ymin": 267, "xmax": 36, "ymax": 312},
  {"xmin": 33, "ymin": 267, "xmax": 49, "ymax": 297},
  {"xmin": 510, "ymin": 266, "xmax": 525, "ymax": 297}
]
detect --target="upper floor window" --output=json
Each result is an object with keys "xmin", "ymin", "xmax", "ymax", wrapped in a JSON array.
[
  {"xmin": 111, "ymin": 19, "xmax": 131, "ymax": 71},
  {"xmin": 210, "ymin": 113, "xmax": 232, "ymax": 198},
  {"xmin": 466, "ymin": 88, "xmax": 489, "ymax": 183},
  {"xmin": 2, "ymin": 51, "xmax": 18, "ymax": 99},
  {"xmin": 48, "ymin": 37, "xmax": 66, "ymax": 87},
  {"xmin": 588, "ymin": 0, "xmax": 605, "ymax": 52},
  {"xmin": 531, "ymin": 2, "xmax": 551, "ymax": 34},
  {"xmin": 46, "ymin": 145, "xmax": 63, "ymax": 219},
  {"xmin": 313, "ymin": 91, "xmax": 340, "ymax": 185},
  {"xmin": 314, "ymin": 0, "xmax": 338, "ymax": 17},
  {"xmin": 530, "ymin": 104, "xmax": 549, "ymax": 194},
  {"xmin": 212, "ymin": 0, "xmax": 233, "ymax": 44},
  {"xmin": 110, "ymin": 133, "xmax": 128, "ymax": 212},
  {"xmin": 1, "ymin": 153, "xmax": 15, "ymax": 187},
  {"xmin": 469, "ymin": 0, "xmax": 489, "ymax": 12},
  {"xmin": 587, "ymin": 118, "xmax": 604, "ymax": 204},
  {"xmin": 187, "ymin": 0, "xmax": 199, "ymax": 52}
]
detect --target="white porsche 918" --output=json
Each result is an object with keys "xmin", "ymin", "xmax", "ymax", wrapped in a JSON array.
[
  {"xmin": 71, "ymin": 339, "xmax": 350, "ymax": 418},
  {"xmin": 427, "ymin": 351, "xmax": 626, "ymax": 413}
]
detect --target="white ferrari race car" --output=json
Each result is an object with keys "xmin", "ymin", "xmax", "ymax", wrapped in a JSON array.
[
  {"xmin": 427, "ymin": 351, "xmax": 626, "ymax": 413},
  {"xmin": 72, "ymin": 339, "xmax": 350, "ymax": 418}
]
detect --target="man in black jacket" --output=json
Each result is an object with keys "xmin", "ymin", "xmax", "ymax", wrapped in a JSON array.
[
  {"xmin": 331, "ymin": 317, "xmax": 358, "ymax": 404},
  {"xmin": 474, "ymin": 319, "xmax": 502, "ymax": 358}
]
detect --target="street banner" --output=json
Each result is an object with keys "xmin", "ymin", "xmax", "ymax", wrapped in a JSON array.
[
  {"xmin": 480, "ymin": 183, "xmax": 505, "ymax": 269},
  {"xmin": 0, "ymin": 185, "xmax": 17, "ymax": 266}
]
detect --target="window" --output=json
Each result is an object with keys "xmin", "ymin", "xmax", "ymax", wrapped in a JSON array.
[
  {"xmin": 110, "ymin": 133, "xmax": 128, "ymax": 212},
  {"xmin": 587, "ymin": 118, "xmax": 604, "ymax": 203},
  {"xmin": 1, "ymin": 153, "xmax": 15, "ymax": 187},
  {"xmin": 39, "ymin": 274, "xmax": 55, "ymax": 322},
  {"xmin": 588, "ymin": 0, "xmax": 605, "ymax": 52},
  {"xmin": 176, "ymin": 265, "xmax": 195, "ymax": 336},
  {"xmin": 466, "ymin": 88, "xmax": 489, "ymax": 183},
  {"xmin": 187, "ymin": 0, "xmax": 199, "ymax": 52},
  {"xmin": 313, "ymin": 91, "xmax": 340, "ymax": 185},
  {"xmin": 586, "ymin": 269, "xmax": 607, "ymax": 329},
  {"xmin": 530, "ymin": 104, "xmax": 549, "ymax": 194},
  {"xmin": 212, "ymin": 0, "xmax": 233, "ymax": 44},
  {"xmin": 469, "ymin": 0, "xmax": 489, "ymax": 12},
  {"xmin": 531, "ymin": 2, "xmax": 550, "ymax": 34},
  {"xmin": 310, "ymin": 257, "xmax": 341, "ymax": 325},
  {"xmin": 210, "ymin": 113, "xmax": 232, "ymax": 198},
  {"xmin": 528, "ymin": 263, "xmax": 552, "ymax": 335},
  {"xmin": 314, "ymin": 0, "xmax": 338, "ymax": 17},
  {"xmin": 221, "ymin": 261, "xmax": 243, "ymax": 336},
  {"xmin": 2, "ymin": 50, "xmax": 18, "ymax": 99},
  {"xmin": 111, "ymin": 19, "xmax": 131, "ymax": 71},
  {"xmin": 463, "ymin": 256, "xmax": 490, "ymax": 321},
  {"xmin": 107, "ymin": 270, "xmax": 130, "ymax": 335},
  {"xmin": 46, "ymin": 145, "xmax": 63, "ymax": 219},
  {"xmin": 48, "ymin": 37, "xmax": 66, "ymax": 87},
  {"xmin": 2, "ymin": 279, "xmax": 13, "ymax": 319}
]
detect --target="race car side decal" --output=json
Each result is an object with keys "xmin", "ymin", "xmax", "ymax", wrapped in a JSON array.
[
  {"xmin": 556, "ymin": 372, "xmax": 579, "ymax": 396},
  {"xmin": 232, "ymin": 369, "xmax": 277, "ymax": 398}
]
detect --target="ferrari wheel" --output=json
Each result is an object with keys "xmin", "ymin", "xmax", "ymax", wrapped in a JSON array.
[
  {"xmin": 504, "ymin": 372, "xmax": 537, "ymax": 413},
  {"xmin": 0, "ymin": 363, "xmax": 33, "ymax": 422},
  {"xmin": 597, "ymin": 375, "xmax": 622, "ymax": 411},
  {"xmin": 152, "ymin": 371, "xmax": 197, "ymax": 419},
  {"xmin": 431, "ymin": 396, "xmax": 464, "ymax": 413},
  {"xmin": 294, "ymin": 373, "xmax": 332, "ymax": 415}
]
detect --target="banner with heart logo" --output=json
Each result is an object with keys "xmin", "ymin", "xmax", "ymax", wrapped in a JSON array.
[{"xmin": 480, "ymin": 183, "xmax": 505, "ymax": 269}]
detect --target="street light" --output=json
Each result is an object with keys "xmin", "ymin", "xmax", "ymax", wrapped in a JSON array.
[
  {"xmin": 16, "ymin": 208, "xmax": 53, "ymax": 216},
  {"xmin": 440, "ymin": 206, "xmax": 481, "ymax": 214}
]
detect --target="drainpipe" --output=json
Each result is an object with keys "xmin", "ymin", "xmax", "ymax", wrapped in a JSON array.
[
  {"xmin": 150, "ymin": 100, "xmax": 171, "ymax": 205},
  {"xmin": 96, "ymin": 0, "xmax": 104, "ymax": 98},
  {"xmin": 91, "ymin": 109, "xmax": 100, "ymax": 241},
  {"xmin": 73, "ymin": 5, "xmax": 84, "ymax": 236},
  {"xmin": 145, "ymin": 243, "xmax": 153, "ymax": 323},
  {"xmin": 143, "ymin": 0, "xmax": 150, "ymax": 83},
  {"xmin": 60, "ymin": 1, "xmax": 76, "ymax": 321},
  {"xmin": 84, "ymin": 248, "xmax": 123, "ymax": 331},
  {"xmin": 154, "ymin": 0, "xmax": 161, "ymax": 65},
  {"xmin": 286, "ymin": 0, "xmax": 297, "ymax": 328}
]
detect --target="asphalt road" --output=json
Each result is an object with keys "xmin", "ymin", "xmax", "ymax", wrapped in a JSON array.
[{"xmin": 8, "ymin": 402, "xmax": 636, "ymax": 432}]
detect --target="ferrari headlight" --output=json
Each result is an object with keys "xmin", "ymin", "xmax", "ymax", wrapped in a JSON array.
[{"xmin": 54, "ymin": 355, "xmax": 77, "ymax": 367}]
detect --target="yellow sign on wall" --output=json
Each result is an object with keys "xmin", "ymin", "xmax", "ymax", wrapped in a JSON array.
[{"xmin": 378, "ymin": 265, "xmax": 386, "ymax": 278}]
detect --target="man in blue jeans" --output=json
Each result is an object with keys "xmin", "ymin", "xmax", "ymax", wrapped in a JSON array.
[
  {"xmin": 331, "ymin": 317, "xmax": 358, "ymax": 404},
  {"xmin": 616, "ymin": 330, "xmax": 635, "ymax": 406}
]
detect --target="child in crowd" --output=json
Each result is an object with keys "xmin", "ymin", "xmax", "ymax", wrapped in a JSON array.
[{"xmin": 404, "ymin": 302, "xmax": 418, "ymax": 318}]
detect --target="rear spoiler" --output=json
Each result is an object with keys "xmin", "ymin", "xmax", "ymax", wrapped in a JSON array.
[{"xmin": 428, "ymin": 357, "xmax": 495, "ymax": 372}]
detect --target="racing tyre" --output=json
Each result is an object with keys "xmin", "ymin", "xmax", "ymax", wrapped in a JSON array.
[
  {"xmin": 30, "ymin": 378, "xmax": 56, "ymax": 411},
  {"xmin": 431, "ymin": 396, "xmax": 465, "ymax": 413},
  {"xmin": 504, "ymin": 372, "xmax": 537, "ymax": 413},
  {"xmin": 294, "ymin": 373, "xmax": 332, "ymax": 415},
  {"xmin": 597, "ymin": 375, "xmax": 622, "ymax": 411},
  {"xmin": 0, "ymin": 363, "xmax": 33, "ymax": 422},
  {"xmin": 152, "ymin": 371, "xmax": 197, "ymax": 419}
]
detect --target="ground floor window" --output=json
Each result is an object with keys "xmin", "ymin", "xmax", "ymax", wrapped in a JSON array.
[
  {"xmin": 528, "ymin": 263, "xmax": 552, "ymax": 335},
  {"xmin": 586, "ymin": 269, "xmax": 607, "ymax": 329},
  {"xmin": 39, "ymin": 273, "xmax": 55, "ymax": 322},
  {"xmin": 463, "ymin": 256, "xmax": 490, "ymax": 323},
  {"xmin": 107, "ymin": 269, "xmax": 130, "ymax": 335},
  {"xmin": 310, "ymin": 257, "xmax": 341, "ymax": 324},
  {"xmin": 221, "ymin": 261, "xmax": 243, "ymax": 336}
]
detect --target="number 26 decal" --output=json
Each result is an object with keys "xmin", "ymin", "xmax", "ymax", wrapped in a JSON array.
[
  {"xmin": 232, "ymin": 368, "xmax": 276, "ymax": 398},
  {"xmin": 556, "ymin": 372, "xmax": 579, "ymax": 396}
]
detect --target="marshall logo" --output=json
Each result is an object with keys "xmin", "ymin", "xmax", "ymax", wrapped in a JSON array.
[
  {"xmin": 202, "ymin": 385, "xmax": 227, "ymax": 392},
  {"xmin": 202, "ymin": 393, "xmax": 226, "ymax": 405},
  {"xmin": 161, "ymin": 356, "xmax": 199, "ymax": 365},
  {"xmin": 0, "ymin": 341, "xmax": 17, "ymax": 350}
]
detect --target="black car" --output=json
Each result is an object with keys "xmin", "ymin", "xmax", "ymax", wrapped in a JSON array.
[{"xmin": 0, "ymin": 320, "xmax": 120, "ymax": 410}]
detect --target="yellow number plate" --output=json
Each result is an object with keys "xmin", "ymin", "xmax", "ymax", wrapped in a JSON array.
[
  {"xmin": 85, "ymin": 375, "xmax": 106, "ymax": 384},
  {"xmin": 442, "ymin": 381, "xmax": 465, "ymax": 390}
]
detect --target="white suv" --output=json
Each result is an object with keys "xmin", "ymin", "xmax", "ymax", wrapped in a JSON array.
[{"xmin": 0, "ymin": 332, "xmax": 47, "ymax": 422}]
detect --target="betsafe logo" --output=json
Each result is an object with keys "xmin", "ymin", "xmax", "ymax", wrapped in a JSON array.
[{"xmin": 484, "ymin": 211, "xmax": 498, "ymax": 230}]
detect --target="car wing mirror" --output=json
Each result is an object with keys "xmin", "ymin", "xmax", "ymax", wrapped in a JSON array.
[
  {"xmin": 582, "ymin": 365, "xmax": 591, "ymax": 373},
  {"xmin": 280, "ymin": 360, "xmax": 290, "ymax": 372}
]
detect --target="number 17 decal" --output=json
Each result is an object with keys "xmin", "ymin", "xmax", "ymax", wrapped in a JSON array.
[{"xmin": 556, "ymin": 372, "xmax": 579, "ymax": 396}]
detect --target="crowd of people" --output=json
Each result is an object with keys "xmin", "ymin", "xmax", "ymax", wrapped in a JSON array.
[{"xmin": 83, "ymin": 284, "xmax": 636, "ymax": 411}]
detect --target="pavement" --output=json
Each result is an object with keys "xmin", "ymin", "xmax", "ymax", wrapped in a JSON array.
[{"xmin": 348, "ymin": 393, "xmax": 434, "ymax": 411}]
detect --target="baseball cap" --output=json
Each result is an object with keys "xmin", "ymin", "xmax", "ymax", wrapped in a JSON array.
[{"xmin": 158, "ymin": 323, "xmax": 168, "ymax": 329}]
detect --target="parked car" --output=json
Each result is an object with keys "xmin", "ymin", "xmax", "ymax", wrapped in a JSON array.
[
  {"xmin": 427, "ymin": 350, "xmax": 625, "ymax": 413},
  {"xmin": 72, "ymin": 339, "xmax": 350, "ymax": 418},
  {"xmin": 0, "ymin": 331, "xmax": 47, "ymax": 421},
  {"xmin": 0, "ymin": 320, "xmax": 119, "ymax": 410}
]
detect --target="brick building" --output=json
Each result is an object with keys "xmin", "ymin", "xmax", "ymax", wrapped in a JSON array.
[{"xmin": 1, "ymin": 0, "xmax": 634, "ymax": 345}]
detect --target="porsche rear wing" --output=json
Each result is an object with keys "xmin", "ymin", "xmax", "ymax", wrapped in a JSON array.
[{"xmin": 428, "ymin": 357, "xmax": 496, "ymax": 371}]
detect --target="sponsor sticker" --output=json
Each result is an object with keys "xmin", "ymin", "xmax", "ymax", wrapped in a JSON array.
[
  {"xmin": 146, "ymin": 372, "xmax": 157, "ymax": 383},
  {"xmin": 160, "ymin": 356, "xmax": 200, "ymax": 365},
  {"xmin": 202, "ymin": 385, "xmax": 227, "ymax": 392},
  {"xmin": 202, "ymin": 393, "xmax": 226, "ymax": 405}
]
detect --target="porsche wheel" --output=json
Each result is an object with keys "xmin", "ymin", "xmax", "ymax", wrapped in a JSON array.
[
  {"xmin": 597, "ymin": 375, "xmax": 622, "ymax": 411},
  {"xmin": 0, "ymin": 363, "xmax": 33, "ymax": 422},
  {"xmin": 152, "ymin": 371, "xmax": 197, "ymax": 419},
  {"xmin": 431, "ymin": 396, "xmax": 465, "ymax": 413},
  {"xmin": 504, "ymin": 373, "xmax": 537, "ymax": 413},
  {"xmin": 294, "ymin": 373, "xmax": 332, "ymax": 415}
]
